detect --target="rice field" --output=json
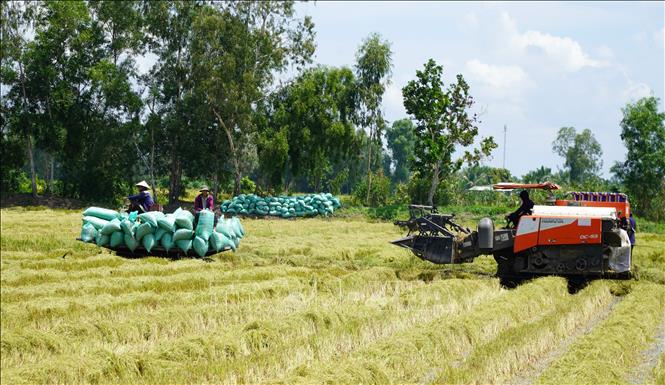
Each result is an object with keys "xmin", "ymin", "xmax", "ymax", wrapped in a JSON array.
[{"xmin": 1, "ymin": 207, "xmax": 664, "ymax": 384}]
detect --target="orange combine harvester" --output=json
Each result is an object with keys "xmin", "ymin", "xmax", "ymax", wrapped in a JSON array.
[{"xmin": 392, "ymin": 182, "xmax": 632, "ymax": 286}]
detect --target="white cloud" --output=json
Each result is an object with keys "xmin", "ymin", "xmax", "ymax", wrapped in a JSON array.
[
  {"xmin": 465, "ymin": 60, "xmax": 529, "ymax": 89},
  {"xmin": 500, "ymin": 12, "xmax": 608, "ymax": 72},
  {"xmin": 513, "ymin": 30, "xmax": 607, "ymax": 71},
  {"xmin": 622, "ymin": 82, "xmax": 653, "ymax": 101}
]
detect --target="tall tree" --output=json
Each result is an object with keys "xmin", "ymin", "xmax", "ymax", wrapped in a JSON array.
[
  {"xmin": 402, "ymin": 59, "xmax": 496, "ymax": 206},
  {"xmin": 552, "ymin": 127, "xmax": 603, "ymax": 185},
  {"xmin": 522, "ymin": 166, "xmax": 553, "ymax": 184},
  {"xmin": 385, "ymin": 118, "xmax": 415, "ymax": 184},
  {"xmin": 612, "ymin": 97, "xmax": 665, "ymax": 219},
  {"xmin": 191, "ymin": 1, "xmax": 315, "ymax": 195},
  {"xmin": 1, "ymin": 1, "xmax": 39, "ymax": 197},
  {"xmin": 355, "ymin": 33, "xmax": 392, "ymax": 205},
  {"xmin": 257, "ymin": 66, "xmax": 358, "ymax": 191}
]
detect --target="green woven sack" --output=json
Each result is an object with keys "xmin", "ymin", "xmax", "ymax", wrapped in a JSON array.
[
  {"xmin": 80, "ymin": 223, "xmax": 97, "ymax": 242},
  {"xmin": 154, "ymin": 227, "xmax": 166, "ymax": 241},
  {"xmin": 83, "ymin": 207, "xmax": 119, "ymax": 221},
  {"xmin": 83, "ymin": 216, "xmax": 108, "ymax": 230},
  {"xmin": 138, "ymin": 212, "xmax": 158, "ymax": 228},
  {"xmin": 135, "ymin": 222, "xmax": 153, "ymax": 241},
  {"xmin": 173, "ymin": 228, "xmax": 194, "ymax": 242},
  {"xmin": 120, "ymin": 219, "xmax": 133, "ymax": 236},
  {"xmin": 142, "ymin": 233, "xmax": 156, "ymax": 252},
  {"xmin": 161, "ymin": 233, "xmax": 174, "ymax": 251},
  {"xmin": 193, "ymin": 236, "xmax": 208, "ymax": 257},
  {"xmin": 157, "ymin": 215, "xmax": 176, "ymax": 232},
  {"xmin": 215, "ymin": 221, "xmax": 232, "ymax": 239},
  {"xmin": 175, "ymin": 214, "xmax": 193, "ymax": 230},
  {"xmin": 210, "ymin": 231, "xmax": 223, "ymax": 252},
  {"xmin": 95, "ymin": 232, "xmax": 110, "ymax": 247},
  {"xmin": 176, "ymin": 239, "xmax": 192, "ymax": 254},
  {"xmin": 124, "ymin": 234, "xmax": 138, "ymax": 252},
  {"xmin": 109, "ymin": 231, "xmax": 124, "ymax": 247},
  {"xmin": 101, "ymin": 218, "xmax": 122, "ymax": 236},
  {"xmin": 195, "ymin": 209, "xmax": 215, "ymax": 242}
]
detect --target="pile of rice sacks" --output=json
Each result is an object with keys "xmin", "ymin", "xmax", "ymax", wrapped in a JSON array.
[
  {"xmin": 221, "ymin": 193, "xmax": 341, "ymax": 218},
  {"xmin": 79, "ymin": 207, "xmax": 244, "ymax": 257}
]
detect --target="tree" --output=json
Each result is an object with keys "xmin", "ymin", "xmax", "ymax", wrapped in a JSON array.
[
  {"xmin": 355, "ymin": 33, "xmax": 392, "ymax": 205},
  {"xmin": 191, "ymin": 1, "xmax": 315, "ymax": 196},
  {"xmin": 612, "ymin": 97, "xmax": 665, "ymax": 219},
  {"xmin": 1, "ymin": 1, "xmax": 39, "ymax": 197},
  {"xmin": 402, "ymin": 59, "xmax": 496, "ymax": 206},
  {"xmin": 385, "ymin": 118, "xmax": 415, "ymax": 184},
  {"xmin": 522, "ymin": 166, "xmax": 553, "ymax": 184},
  {"xmin": 552, "ymin": 127, "xmax": 603, "ymax": 185},
  {"xmin": 257, "ymin": 66, "xmax": 358, "ymax": 191}
]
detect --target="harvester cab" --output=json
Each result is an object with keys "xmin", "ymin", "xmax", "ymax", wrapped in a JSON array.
[{"xmin": 392, "ymin": 183, "xmax": 632, "ymax": 283}]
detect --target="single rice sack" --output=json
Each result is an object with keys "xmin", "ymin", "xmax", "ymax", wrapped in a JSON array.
[
  {"xmin": 142, "ymin": 233, "xmax": 156, "ymax": 253},
  {"xmin": 210, "ymin": 231, "xmax": 223, "ymax": 252},
  {"xmin": 83, "ymin": 216, "xmax": 108, "ymax": 230},
  {"xmin": 135, "ymin": 222, "xmax": 153, "ymax": 242},
  {"xmin": 109, "ymin": 231, "xmax": 124, "ymax": 247},
  {"xmin": 157, "ymin": 214, "xmax": 176, "ymax": 232},
  {"xmin": 124, "ymin": 234, "xmax": 138, "ymax": 252},
  {"xmin": 231, "ymin": 217, "xmax": 244, "ymax": 238},
  {"xmin": 154, "ymin": 227, "xmax": 166, "ymax": 241},
  {"xmin": 215, "ymin": 221, "xmax": 232, "ymax": 239},
  {"xmin": 138, "ymin": 212, "xmax": 158, "ymax": 228},
  {"xmin": 220, "ymin": 232, "xmax": 235, "ymax": 251},
  {"xmin": 193, "ymin": 236, "xmax": 208, "ymax": 258},
  {"xmin": 176, "ymin": 239, "xmax": 192, "ymax": 254},
  {"xmin": 83, "ymin": 207, "xmax": 119, "ymax": 221},
  {"xmin": 96, "ymin": 232, "xmax": 110, "ymax": 247},
  {"xmin": 175, "ymin": 214, "xmax": 193, "ymax": 230},
  {"xmin": 173, "ymin": 228, "xmax": 194, "ymax": 242},
  {"xmin": 195, "ymin": 209, "xmax": 215, "ymax": 241},
  {"xmin": 100, "ymin": 218, "xmax": 122, "ymax": 236},
  {"xmin": 80, "ymin": 223, "xmax": 97, "ymax": 243},
  {"xmin": 120, "ymin": 219, "xmax": 133, "ymax": 236},
  {"xmin": 161, "ymin": 233, "xmax": 174, "ymax": 251}
]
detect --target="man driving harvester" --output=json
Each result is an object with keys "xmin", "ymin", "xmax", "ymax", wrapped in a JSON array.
[{"xmin": 505, "ymin": 190, "xmax": 535, "ymax": 228}]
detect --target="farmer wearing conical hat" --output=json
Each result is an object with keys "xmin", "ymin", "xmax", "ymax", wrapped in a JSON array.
[
  {"xmin": 194, "ymin": 185, "xmax": 214, "ymax": 213},
  {"xmin": 128, "ymin": 180, "xmax": 155, "ymax": 213}
]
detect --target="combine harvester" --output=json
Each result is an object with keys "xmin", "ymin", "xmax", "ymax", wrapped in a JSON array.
[{"xmin": 392, "ymin": 183, "xmax": 633, "ymax": 286}]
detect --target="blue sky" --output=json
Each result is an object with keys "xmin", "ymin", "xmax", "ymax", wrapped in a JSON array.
[{"xmin": 294, "ymin": 1, "xmax": 665, "ymax": 179}]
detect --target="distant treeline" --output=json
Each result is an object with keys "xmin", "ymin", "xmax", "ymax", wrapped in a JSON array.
[{"xmin": 1, "ymin": 1, "xmax": 663, "ymax": 220}]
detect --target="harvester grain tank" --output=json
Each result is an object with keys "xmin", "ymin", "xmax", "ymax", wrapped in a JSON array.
[{"xmin": 392, "ymin": 183, "xmax": 632, "ymax": 285}]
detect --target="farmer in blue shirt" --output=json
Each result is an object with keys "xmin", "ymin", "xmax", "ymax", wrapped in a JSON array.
[{"xmin": 128, "ymin": 180, "xmax": 154, "ymax": 213}]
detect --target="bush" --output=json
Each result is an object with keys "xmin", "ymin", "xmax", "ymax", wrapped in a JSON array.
[
  {"xmin": 240, "ymin": 176, "xmax": 256, "ymax": 194},
  {"xmin": 353, "ymin": 172, "xmax": 391, "ymax": 207}
]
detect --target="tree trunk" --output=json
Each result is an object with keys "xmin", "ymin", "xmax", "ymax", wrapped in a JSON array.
[
  {"xmin": 150, "ymin": 125, "xmax": 157, "ymax": 202},
  {"xmin": 212, "ymin": 173, "xmax": 219, "ymax": 205},
  {"xmin": 49, "ymin": 154, "xmax": 55, "ymax": 195},
  {"xmin": 365, "ymin": 132, "xmax": 373, "ymax": 206},
  {"xmin": 427, "ymin": 162, "xmax": 440, "ymax": 207},
  {"xmin": 212, "ymin": 107, "xmax": 241, "ymax": 196},
  {"xmin": 168, "ymin": 156, "xmax": 182, "ymax": 204},
  {"xmin": 26, "ymin": 135, "xmax": 38, "ymax": 199}
]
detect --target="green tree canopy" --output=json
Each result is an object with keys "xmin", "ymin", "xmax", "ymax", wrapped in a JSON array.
[
  {"xmin": 612, "ymin": 96, "xmax": 665, "ymax": 219},
  {"xmin": 384, "ymin": 118, "xmax": 415, "ymax": 184},
  {"xmin": 552, "ymin": 127, "xmax": 603, "ymax": 186},
  {"xmin": 402, "ymin": 59, "xmax": 496, "ymax": 206}
]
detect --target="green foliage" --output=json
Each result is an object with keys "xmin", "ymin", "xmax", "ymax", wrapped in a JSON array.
[
  {"xmin": 353, "ymin": 172, "xmax": 391, "ymax": 207},
  {"xmin": 402, "ymin": 59, "xmax": 497, "ymax": 206},
  {"xmin": 521, "ymin": 166, "xmax": 553, "ymax": 183},
  {"xmin": 384, "ymin": 118, "xmax": 415, "ymax": 184},
  {"xmin": 612, "ymin": 97, "xmax": 665, "ymax": 221},
  {"xmin": 552, "ymin": 127, "xmax": 603, "ymax": 185},
  {"xmin": 239, "ymin": 176, "xmax": 256, "ymax": 195}
]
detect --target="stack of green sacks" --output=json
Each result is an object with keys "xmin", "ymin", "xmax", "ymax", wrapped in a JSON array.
[
  {"xmin": 221, "ymin": 193, "xmax": 341, "ymax": 218},
  {"xmin": 79, "ymin": 207, "xmax": 244, "ymax": 257}
]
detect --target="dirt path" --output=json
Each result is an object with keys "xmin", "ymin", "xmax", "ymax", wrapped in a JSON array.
[
  {"xmin": 626, "ymin": 320, "xmax": 665, "ymax": 385},
  {"xmin": 508, "ymin": 295, "xmax": 623, "ymax": 385}
]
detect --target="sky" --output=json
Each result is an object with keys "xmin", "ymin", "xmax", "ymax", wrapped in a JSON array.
[{"xmin": 294, "ymin": 1, "xmax": 665, "ymax": 179}]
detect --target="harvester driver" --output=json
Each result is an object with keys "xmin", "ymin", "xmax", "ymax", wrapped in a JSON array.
[
  {"xmin": 505, "ymin": 190, "xmax": 534, "ymax": 228},
  {"xmin": 127, "ymin": 180, "xmax": 154, "ymax": 213}
]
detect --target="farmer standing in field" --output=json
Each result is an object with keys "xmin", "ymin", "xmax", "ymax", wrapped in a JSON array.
[
  {"xmin": 127, "ymin": 181, "xmax": 154, "ymax": 213},
  {"xmin": 628, "ymin": 212, "xmax": 636, "ymax": 252},
  {"xmin": 194, "ymin": 185, "xmax": 215, "ymax": 227}
]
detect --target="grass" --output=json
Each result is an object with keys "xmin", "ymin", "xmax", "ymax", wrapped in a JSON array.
[{"xmin": 1, "ymin": 207, "xmax": 664, "ymax": 384}]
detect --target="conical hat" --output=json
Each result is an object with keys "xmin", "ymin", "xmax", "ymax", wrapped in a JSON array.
[{"xmin": 135, "ymin": 180, "xmax": 151, "ymax": 189}]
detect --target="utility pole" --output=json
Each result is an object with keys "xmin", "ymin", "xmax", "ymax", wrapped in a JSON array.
[{"xmin": 502, "ymin": 124, "xmax": 507, "ymax": 170}]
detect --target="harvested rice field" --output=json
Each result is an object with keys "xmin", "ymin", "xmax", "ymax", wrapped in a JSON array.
[{"xmin": 1, "ymin": 207, "xmax": 664, "ymax": 384}]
